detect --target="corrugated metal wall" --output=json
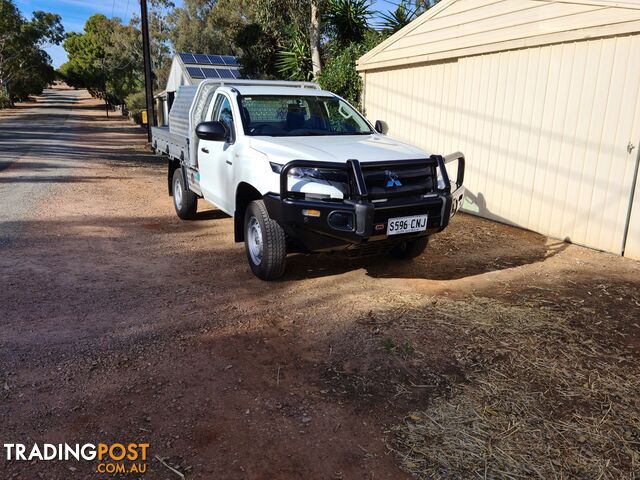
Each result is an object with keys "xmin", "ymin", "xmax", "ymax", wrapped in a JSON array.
[{"xmin": 362, "ymin": 34, "xmax": 640, "ymax": 256}]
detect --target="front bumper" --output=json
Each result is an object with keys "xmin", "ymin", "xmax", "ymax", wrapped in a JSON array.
[{"xmin": 264, "ymin": 154, "xmax": 465, "ymax": 253}]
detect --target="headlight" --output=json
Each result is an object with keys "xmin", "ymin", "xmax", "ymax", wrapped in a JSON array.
[
  {"xmin": 287, "ymin": 167, "xmax": 349, "ymax": 200},
  {"xmin": 288, "ymin": 167, "xmax": 348, "ymax": 183}
]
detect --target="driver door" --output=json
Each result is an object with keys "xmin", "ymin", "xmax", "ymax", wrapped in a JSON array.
[{"xmin": 198, "ymin": 93, "xmax": 236, "ymax": 214}]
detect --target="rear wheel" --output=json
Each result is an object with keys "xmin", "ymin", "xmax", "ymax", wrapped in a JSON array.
[
  {"xmin": 172, "ymin": 168, "xmax": 198, "ymax": 220},
  {"xmin": 244, "ymin": 200, "xmax": 287, "ymax": 280},
  {"xmin": 390, "ymin": 236, "xmax": 429, "ymax": 260}
]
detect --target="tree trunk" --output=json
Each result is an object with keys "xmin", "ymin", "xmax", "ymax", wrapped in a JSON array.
[
  {"xmin": 105, "ymin": 98, "xmax": 109, "ymax": 118},
  {"xmin": 310, "ymin": 0, "xmax": 322, "ymax": 79}
]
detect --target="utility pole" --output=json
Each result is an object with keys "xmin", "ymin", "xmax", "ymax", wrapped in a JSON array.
[{"xmin": 140, "ymin": 0, "xmax": 155, "ymax": 142}]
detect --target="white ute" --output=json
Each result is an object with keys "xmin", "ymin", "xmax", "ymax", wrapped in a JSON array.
[{"xmin": 152, "ymin": 79, "xmax": 465, "ymax": 280}]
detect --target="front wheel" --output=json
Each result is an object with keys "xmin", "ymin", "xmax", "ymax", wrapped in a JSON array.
[
  {"xmin": 244, "ymin": 200, "xmax": 287, "ymax": 280},
  {"xmin": 389, "ymin": 236, "xmax": 429, "ymax": 260},
  {"xmin": 172, "ymin": 168, "xmax": 198, "ymax": 220}
]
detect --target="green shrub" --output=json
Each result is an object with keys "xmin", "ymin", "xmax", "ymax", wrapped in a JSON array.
[
  {"xmin": 318, "ymin": 31, "xmax": 386, "ymax": 108},
  {"xmin": 124, "ymin": 90, "xmax": 147, "ymax": 122},
  {"xmin": 318, "ymin": 43, "xmax": 364, "ymax": 107},
  {"xmin": 0, "ymin": 88, "xmax": 11, "ymax": 109}
]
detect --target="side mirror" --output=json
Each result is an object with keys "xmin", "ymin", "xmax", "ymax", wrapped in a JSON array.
[
  {"xmin": 195, "ymin": 121, "xmax": 227, "ymax": 142},
  {"xmin": 374, "ymin": 120, "xmax": 388, "ymax": 135}
]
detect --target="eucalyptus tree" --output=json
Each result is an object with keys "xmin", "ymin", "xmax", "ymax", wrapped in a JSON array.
[
  {"xmin": 61, "ymin": 14, "xmax": 143, "ymax": 115},
  {"xmin": 129, "ymin": 0, "xmax": 174, "ymax": 91},
  {"xmin": 0, "ymin": 0, "xmax": 63, "ymax": 104}
]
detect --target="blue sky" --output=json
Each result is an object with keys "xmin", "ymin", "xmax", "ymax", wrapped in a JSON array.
[{"xmin": 15, "ymin": 0, "xmax": 399, "ymax": 68}]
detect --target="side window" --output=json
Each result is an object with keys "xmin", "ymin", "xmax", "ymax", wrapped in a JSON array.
[{"xmin": 211, "ymin": 94, "xmax": 235, "ymax": 142}]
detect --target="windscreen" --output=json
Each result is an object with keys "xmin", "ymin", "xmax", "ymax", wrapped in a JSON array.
[{"xmin": 237, "ymin": 95, "xmax": 374, "ymax": 136}]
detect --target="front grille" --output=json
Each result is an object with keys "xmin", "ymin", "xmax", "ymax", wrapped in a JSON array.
[{"xmin": 361, "ymin": 162, "xmax": 436, "ymax": 200}]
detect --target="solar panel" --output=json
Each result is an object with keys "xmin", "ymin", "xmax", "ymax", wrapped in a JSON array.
[
  {"xmin": 216, "ymin": 69, "xmax": 234, "ymax": 79},
  {"xmin": 192, "ymin": 53, "xmax": 211, "ymax": 64},
  {"xmin": 222, "ymin": 56, "xmax": 238, "ymax": 66},
  {"xmin": 186, "ymin": 67, "xmax": 204, "ymax": 79},
  {"xmin": 202, "ymin": 68, "xmax": 220, "ymax": 79},
  {"xmin": 207, "ymin": 55, "xmax": 224, "ymax": 65},
  {"xmin": 230, "ymin": 70, "xmax": 241, "ymax": 79},
  {"xmin": 179, "ymin": 52, "xmax": 196, "ymax": 64}
]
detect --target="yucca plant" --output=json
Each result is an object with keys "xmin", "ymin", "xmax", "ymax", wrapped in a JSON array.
[
  {"xmin": 379, "ymin": 1, "xmax": 417, "ymax": 33},
  {"xmin": 379, "ymin": 0, "xmax": 437, "ymax": 34},
  {"xmin": 275, "ymin": 37, "xmax": 313, "ymax": 81},
  {"xmin": 325, "ymin": 0, "xmax": 373, "ymax": 47}
]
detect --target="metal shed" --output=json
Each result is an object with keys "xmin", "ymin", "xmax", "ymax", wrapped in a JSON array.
[{"xmin": 357, "ymin": 0, "xmax": 640, "ymax": 259}]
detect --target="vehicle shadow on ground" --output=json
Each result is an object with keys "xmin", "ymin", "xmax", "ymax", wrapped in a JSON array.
[
  {"xmin": 12, "ymin": 207, "xmax": 564, "ymax": 282},
  {"xmin": 282, "ymin": 214, "xmax": 569, "ymax": 281},
  {"xmin": 193, "ymin": 209, "xmax": 231, "ymax": 221}
]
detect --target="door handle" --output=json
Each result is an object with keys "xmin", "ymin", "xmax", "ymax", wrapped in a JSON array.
[
  {"xmin": 201, "ymin": 147, "xmax": 209, "ymax": 153},
  {"xmin": 226, "ymin": 160, "xmax": 233, "ymax": 165}
]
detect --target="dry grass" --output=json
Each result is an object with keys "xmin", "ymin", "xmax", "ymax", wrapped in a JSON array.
[{"xmin": 384, "ymin": 296, "xmax": 640, "ymax": 479}]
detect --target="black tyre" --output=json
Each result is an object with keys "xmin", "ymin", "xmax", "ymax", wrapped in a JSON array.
[
  {"xmin": 244, "ymin": 200, "xmax": 287, "ymax": 280},
  {"xmin": 390, "ymin": 236, "xmax": 429, "ymax": 260},
  {"xmin": 172, "ymin": 168, "xmax": 198, "ymax": 220}
]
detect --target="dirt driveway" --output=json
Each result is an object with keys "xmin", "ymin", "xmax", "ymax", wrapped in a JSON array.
[{"xmin": 1, "ymin": 87, "xmax": 639, "ymax": 479}]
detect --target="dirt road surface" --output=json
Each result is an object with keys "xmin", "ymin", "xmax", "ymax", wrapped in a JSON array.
[{"xmin": 1, "ymin": 86, "xmax": 639, "ymax": 479}]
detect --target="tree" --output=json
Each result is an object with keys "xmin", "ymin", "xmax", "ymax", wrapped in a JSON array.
[
  {"xmin": 129, "ymin": 0, "xmax": 174, "ymax": 91},
  {"xmin": 235, "ymin": 0, "xmax": 311, "ymax": 79},
  {"xmin": 235, "ymin": 23, "xmax": 280, "ymax": 79},
  {"xmin": 8, "ymin": 49, "xmax": 55, "ymax": 101},
  {"xmin": 168, "ymin": 0, "xmax": 246, "ymax": 55},
  {"xmin": 106, "ymin": 22, "xmax": 144, "ymax": 105},
  {"xmin": 0, "ymin": 0, "xmax": 64, "ymax": 104},
  {"xmin": 276, "ymin": 37, "xmax": 313, "ymax": 81},
  {"xmin": 324, "ymin": 0, "xmax": 372, "ymax": 47},
  {"xmin": 61, "ymin": 16, "xmax": 111, "ymax": 111},
  {"xmin": 378, "ymin": 0, "xmax": 439, "ymax": 33},
  {"xmin": 269, "ymin": 0, "xmax": 385, "ymax": 101},
  {"xmin": 310, "ymin": 0, "xmax": 322, "ymax": 78},
  {"xmin": 318, "ymin": 29, "xmax": 383, "ymax": 107},
  {"xmin": 61, "ymin": 14, "xmax": 143, "ymax": 115}
]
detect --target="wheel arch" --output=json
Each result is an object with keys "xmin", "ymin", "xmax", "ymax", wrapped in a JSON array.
[
  {"xmin": 168, "ymin": 158, "xmax": 180, "ymax": 196},
  {"xmin": 234, "ymin": 182, "xmax": 263, "ymax": 242}
]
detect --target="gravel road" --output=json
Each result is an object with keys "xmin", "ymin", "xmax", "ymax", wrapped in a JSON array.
[
  {"xmin": 1, "ymin": 86, "xmax": 638, "ymax": 480},
  {"xmin": 0, "ymin": 88, "xmax": 84, "ymax": 236}
]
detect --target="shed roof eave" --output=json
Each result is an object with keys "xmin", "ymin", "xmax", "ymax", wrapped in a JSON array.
[
  {"xmin": 358, "ymin": 0, "xmax": 458, "ymax": 65},
  {"xmin": 357, "ymin": 18, "xmax": 640, "ymax": 72},
  {"xmin": 534, "ymin": 0, "xmax": 640, "ymax": 9}
]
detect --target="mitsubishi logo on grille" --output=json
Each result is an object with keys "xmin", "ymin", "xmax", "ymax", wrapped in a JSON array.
[{"xmin": 385, "ymin": 170, "xmax": 402, "ymax": 188}]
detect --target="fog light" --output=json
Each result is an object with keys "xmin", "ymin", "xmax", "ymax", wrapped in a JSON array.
[
  {"xmin": 302, "ymin": 209, "xmax": 321, "ymax": 217},
  {"xmin": 328, "ymin": 211, "xmax": 354, "ymax": 231}
]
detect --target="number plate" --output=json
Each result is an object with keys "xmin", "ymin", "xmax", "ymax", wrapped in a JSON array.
[{"xmin": 387, "ymin": 214, "xmax": 428, "ymax": 235}]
